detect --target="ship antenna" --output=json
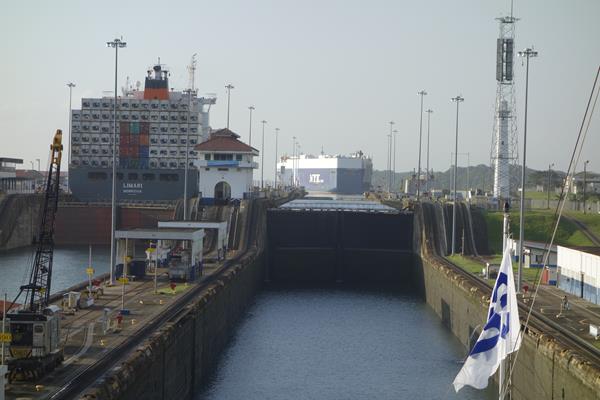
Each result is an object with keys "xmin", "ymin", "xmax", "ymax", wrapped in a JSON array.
[{"xmin": 187, "ymin": 53, "xmax": 198, "ymax": 92}]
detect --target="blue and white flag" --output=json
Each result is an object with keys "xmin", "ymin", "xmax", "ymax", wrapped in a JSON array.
[{"xmin": 453, "ymin": 247, "xmax": 522, "ymax": 392}]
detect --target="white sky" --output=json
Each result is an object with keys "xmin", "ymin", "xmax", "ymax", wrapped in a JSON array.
[{"xmin": 1, "ymin": 0, "xmax": 599, "ymax": 179}]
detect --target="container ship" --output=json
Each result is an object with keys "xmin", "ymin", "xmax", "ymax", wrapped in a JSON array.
[
  {"xmin": 277, "ymin": 152, "xmax": 372, "ymax": 194},
  {"xmin": 69, "ymin": 62, "xmax": 216, "ymax": 202}
]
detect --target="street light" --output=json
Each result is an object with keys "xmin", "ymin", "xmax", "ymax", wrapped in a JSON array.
[
  {"xmin": 584, "ymin": 160, "xmax": 590, "ymax": 214},
  {"xmin": 36, "ymin": 159, "xmax": 40, "ymax": 172},
  {"xmin": 417, "ymin": 90, "xmax": 427, "ymax": 201},
  {"xmin": 517, "ymin": 47, "xmax": 538, "ymax": 292},
  {"xmin": 393, "ymin": 129, "xmax": 399, "ymax": 192},
  {"xmin": 292, "ymin": 136, "xmax": 297, "ymax": 187},
  {"xmin": 225, "ymin": 84, "xmax": 234, "ymax": 129},
  {"xmin": 248, "ymin": 106, "xmax": 255, "ymax": 146},
  {"xmin": 107, "ymin": 37, "xmax": 126, "ymax": 285},
  {"xmin": 260, "ymin": 120, "xmax": 267, "ymax": 189},
  {"xmin": 547, "ymin": 163, "xmax": 554, "ymax": 209},
  {"xmin": 67, "ymin": 82, "xmax": 76, "ymax": 191},
  {"xmin": 274, "ymin": 128, "xmax": 280, "ymax": 189},
  {"xmin": 388, "ymin": 121, "xmax": 394, "ymax": 192},
  {"xmin": 451, "ymin": 95, "xmax": 464, "ymax": 255},
  {"xmin": 425, "ymin": 109, "xmax": 433, "ymax": 193}
]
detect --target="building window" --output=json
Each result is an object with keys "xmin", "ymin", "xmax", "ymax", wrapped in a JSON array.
[
  {"xmin": 205, "ymin": 154, "xmax": 211, "ymax": 160},
  {"xmin": 214, "ymin": 153, "xmax": 233, "ymax": 161},
  {"xmin": 236, "ymin": 154, "xmax": 242, "ymax": 161},
  {"xmin": 128, "ymin": 173, "xmax": 138, "ymax": 180},
  {"xmin": 217, "ymin": 168, "xmax": 229, "ymax": 171},
  {"xmin": 143, "ymin": 173, "xmax": 155, "ymax": 181},
  {"xmin": 205, "ymin": 168, "xmax": 210, "ymax": 171},
  {"xmin": 159, "ymin": 174, "xmax": 179, "ymax": 181}
]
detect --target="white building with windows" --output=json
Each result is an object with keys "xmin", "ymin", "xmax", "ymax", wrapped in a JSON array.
[{"xmin": 194, "ymin": 129, "xmax": 258, "ymax": 203}]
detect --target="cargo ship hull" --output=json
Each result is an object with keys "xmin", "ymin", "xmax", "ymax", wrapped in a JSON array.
[{"xmin": 69, "ymin": 167, "xmax": 197, "ymax": 202}]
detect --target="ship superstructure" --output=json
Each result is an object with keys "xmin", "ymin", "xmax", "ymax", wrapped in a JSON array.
[
  {"xmin": 277, "ymin": 152, "xmax": 372, "ymax": 194},
  {"xmin": 69, "ymin": 62, "xmax": 216, "ymax": 202}
]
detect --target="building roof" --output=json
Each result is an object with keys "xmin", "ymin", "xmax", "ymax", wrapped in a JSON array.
[
  {"xmin": 0, "ymin": 158, "xmax": 23, "ymax": 164},
  {"xmin": 195, "ymin": 128, "xmax": 258, "ymax": 154}
]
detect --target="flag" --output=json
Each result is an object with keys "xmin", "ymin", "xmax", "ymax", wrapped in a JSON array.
[{"xmin": 453, "ymin": 247, "xmax": 522, "ymax": 392}]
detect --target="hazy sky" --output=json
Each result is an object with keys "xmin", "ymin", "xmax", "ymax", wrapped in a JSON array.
[{"xmin": 1, "ymin": 0, "xmax": 599, "ymax": 180}]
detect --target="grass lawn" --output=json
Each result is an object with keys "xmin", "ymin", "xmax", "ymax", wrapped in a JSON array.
[
  {"xmin": 446, "ymin": 254, "xmax": 543, "ymax": 286},
  {"xmin": 565, "ymin": 211, "xmax": 600, "ymax": 240},
  {"xmin": 525, "ymin": 190, "xmax": 556, "ymax": 201},
  {"xmin": 483, "ymin": 209, "xmax": 593, "ymax": 253}
]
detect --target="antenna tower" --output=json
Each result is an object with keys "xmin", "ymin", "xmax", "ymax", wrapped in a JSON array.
[
  {"xmin": 187, "ymin": 53, "xmax": 198, "ymax": 94},
  {"xmin": 490, "ymin": 6, "xmax": 519, "ymax": 200}
]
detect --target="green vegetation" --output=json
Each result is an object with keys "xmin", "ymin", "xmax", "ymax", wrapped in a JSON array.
[
  {"xmin": 525, "ymin": 190, "xmax": 558, "ymax": 201},
  {"xmin": 565, "ymin": 211, "xmax": 600, "ymax": 240},
  {"xmin": 483, "ymin": 209, "xmax": 593, "ymax": 253},
  {"xmin": 446, "ymin": 254, "xmax": 543, "ymax": 285}
]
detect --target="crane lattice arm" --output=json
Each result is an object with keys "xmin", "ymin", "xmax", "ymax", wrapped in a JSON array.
[{"xmin": 19, "ymin": 130, "xmax": 63, "ymax": 312}]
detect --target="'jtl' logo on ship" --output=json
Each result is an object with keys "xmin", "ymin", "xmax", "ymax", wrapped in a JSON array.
[{"xmin": 309, "ymin": 174, "xmax": 324, "ymax": 184}]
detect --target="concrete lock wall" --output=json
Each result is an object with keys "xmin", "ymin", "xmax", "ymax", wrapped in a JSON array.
[
  {"xmin": 81, "ymin": 251, "xmax": 266, "ymax": 400},
  {"xmin": 415, "ymin": 203, "xmax": 600, "ymax": 400}
]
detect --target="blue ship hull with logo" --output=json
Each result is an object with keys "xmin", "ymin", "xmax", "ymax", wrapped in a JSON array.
[{"xmin": 69, "ymin": 167, "xmax": 198, "ymax": 202}]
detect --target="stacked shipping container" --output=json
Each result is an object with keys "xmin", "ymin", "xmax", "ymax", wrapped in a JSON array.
[{"xmin": 119, "ymin": 122, "xmax": 150, "ymax": 169}]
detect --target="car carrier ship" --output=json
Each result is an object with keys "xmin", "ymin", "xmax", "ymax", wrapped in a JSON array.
[
  {"xmin": 69, "ymin": 62, "xmax": 216, "ymax": 202},
  {"xmin": 277, "ymin": 152, "xmax": 372, "ymax": 194}
]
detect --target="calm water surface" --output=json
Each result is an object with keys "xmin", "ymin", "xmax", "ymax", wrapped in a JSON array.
[
  {"xmin": 197, "ymin": 286, "xmax": 496, "ymax": 400},
  {"xmin": 0, "ymin": 245, "xmax": 110, "ymax": 300}
]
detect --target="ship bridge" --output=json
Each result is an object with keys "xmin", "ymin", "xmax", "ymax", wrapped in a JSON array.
[{"xmin": 267, "ymin": 199, "xmax": 414, "ymax": 284}]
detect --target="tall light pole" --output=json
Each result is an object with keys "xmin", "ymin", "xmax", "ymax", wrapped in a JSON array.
[
  {"xmin": 248, "ymin": 106, "xmax": 255, "ymax": 146},
  {"xmin": 183, "ymin": 89, "xmax": 192, "ymax": 221},
  {"xmin": 260, "ymin": 120, "xmax": 267, "ymax": 189},
  {"xmin": 107, "ymin": 37, "xmax": 126, "ymax": 285},
  {"xmin": 584, "ymin": 160, "xmax": 590, "ymax": 214},
  {"xmin": 417, "ymin": 90, "xmax": 427, "ymax": 200},
  {"xmin": 274, "ymin": 128, "xmax": 280, "ymax": 189},
  {"xmin": 388, "ymin": 121, "xmax": 394, "ymax": 192},
  {"xmin": 292, "ymin": 136, "xmax": 297, "ymax": 187},
  {"xmin": 517, "ymin": 47, "xmax": 538, "ymax": 292},
  {"xmin": 547, "ymin": 163, "xmax": 554, "ymax": 209},
  {"xmin": 67, "ymin": 82, "xmax": 76, "ymax": 191},
  {"xmin": 393, "ymin": 129, "xmax": 399, "ymax": 192},
  {"xmin": 225, "ymin": 84, "xmax": 234, "ymax": 129},
  {"xmin": 36, "ymin": 159, "xmax": 40, "ymax": 172},
  {"xmin": 451, "ymin": 95, "xmax": 464, "ymax": 255},
  {"xmin": 425, "ymin": 109, "xmax": 433, "ymax": 193}
]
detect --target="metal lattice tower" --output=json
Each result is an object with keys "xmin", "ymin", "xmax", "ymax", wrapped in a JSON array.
[{"xmin": 490, "ymin": 14, "xmax": 520, "ymax": 200}]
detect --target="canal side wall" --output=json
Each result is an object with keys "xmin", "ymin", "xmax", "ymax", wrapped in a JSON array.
[
  {"xmin": 0, "ymin": 194, "xmax": 42, "ymax": 251},
  {"xmin": 415, "ymin": 202, "xmax": 600, "ymax": 400},
  {"xmin": 79, "ymin": 196, "xmax": 291, "ymax": 400},
  {"xmin": 81, "ymin": 251, "xmax": 266, "ymax": 400}
]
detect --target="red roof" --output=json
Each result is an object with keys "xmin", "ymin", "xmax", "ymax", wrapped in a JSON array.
[{"xmin": 195, "ymin": 128, "xmax": 258, "ymax": 153}]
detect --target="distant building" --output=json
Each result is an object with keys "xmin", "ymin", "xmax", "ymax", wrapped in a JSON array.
[
  {"xmin": 194, "ymin": 129, "xmax": 258, "ymax": 203},
  {"xmin": 557, "ymin": 246, "xmax": 600, "ymax": 304},
  {"xmin": 1, "ymin": 158, "xmax": 22, "ymax": 192}
]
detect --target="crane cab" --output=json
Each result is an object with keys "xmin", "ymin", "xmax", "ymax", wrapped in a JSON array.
[{"xmin": 7, "ymin": 306, "xmax": 63, "ymax": 381}]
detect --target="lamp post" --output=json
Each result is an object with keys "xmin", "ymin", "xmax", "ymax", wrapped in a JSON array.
[
  {"xmin": 67, "ymin": 82, "xmax": 76, "ymax": 192},
  {"xmin": 547, "ymin": 163, "xmax": 554, "ymax": 209},
  {"xmin": 393, "ymin": 129, "xmax": 399, "ymax": 192},
  {"xmin": 274, "ymin": 128, "xmax": 280, "ymax": 189},
  {"xmin": 417, "ymin": 90, "xmax": 427, "ymax": 201},
  {"xmin": 36, "ymin": 159, "xmax": 40, "ymax": 172},
  {"xmin": 183, "ymin": 89, "xmax": 192, "ymax": 220},
  {"xmin": 517, "ymin": 47, "xmax": 538, "ymax": 292},
  {"xmin": 425, "ymin": 109, "xmax": 433, "ymax": 193},
  {"xmin": 292, "ymin": 136, "xmax": 297, "ymax": 187},
  {"xmin": 225, "ymin": 84, "xmax": 234, "ymax": 129},
  {"xmin": 260, "ymin": 120, "xmax": 267, "ymax": 189},
  {"xmin": 451, "ymin": 95, "xmax": 464, "ymax": 255},
  {"xmin": 584, "ymin": 160, "xmax": 590, "ymax": 214},
  {"xmin": 107, "ymin": 37, "xmax": 126, "ymax": 285},
  {"xmin": 248, "ymin": 106, "xmax": 255, "ymax": 146},
  {"xmin": 388, "ymin": 121, "xmax": 394, "ymax": 192}
]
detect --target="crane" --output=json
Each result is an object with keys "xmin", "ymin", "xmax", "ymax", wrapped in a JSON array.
[{"xmin": 7, "ymin": 129, "xmax": 64, "ymax": 381}]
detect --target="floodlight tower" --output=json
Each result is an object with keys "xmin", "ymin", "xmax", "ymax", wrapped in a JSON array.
[{"xmin": 490, "ymin": 10, "xmax": 519, "ymax": 200}]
